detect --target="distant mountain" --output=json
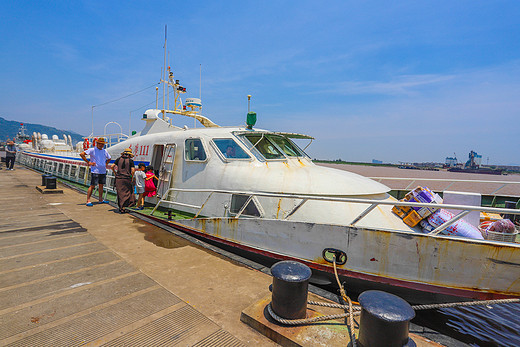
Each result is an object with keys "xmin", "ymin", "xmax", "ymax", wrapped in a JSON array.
[{"xmin": 0, "ymin": 117, "xmax": 85, "ymax": 144}]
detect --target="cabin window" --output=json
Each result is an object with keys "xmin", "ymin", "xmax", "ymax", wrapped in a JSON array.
[
  {"xmin": 230, "ymin": 194, "xmax": 261, "ymax": 217},
  {"xmin": 70, "ymin": 165, "xmax": 77, "ymax": 177},
  {"xmin": 213, "ymin": 138, "xmax": 250, "ymax": 159},
  {"xmin": 58, "ymin": 163, "xmax": 63, "ymax": 174},
  {"xmin": 243, "ymin": 134, "xmax": 284, "ymax": 160},
  {"xmin": 79, "ymin": 166, "xmax": 86, "ymax": 180},
  {"xmin": 185, "ymin": 138, "xmax": 207, "ymax": 161},
  {"xmin": 64, "ymin": 164, "xmax": 70, "ymax": 176}
]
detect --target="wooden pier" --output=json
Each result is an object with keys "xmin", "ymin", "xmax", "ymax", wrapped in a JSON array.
[
  {"xmin": 0, "ymin": 166, "xmax": 445, "ymax": 346},
  {"xmin": 0, "ymin": 167, "xmax": 274, "ymax": 346}
]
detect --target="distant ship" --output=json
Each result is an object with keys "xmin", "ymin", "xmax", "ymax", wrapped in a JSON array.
[
  {"xmin": 14, "ymin": 123, "xmax": 31, "ymax": 144},
  {"xmin": 447, "ymin": 150, "xmax": 503, "ymax": 175}
]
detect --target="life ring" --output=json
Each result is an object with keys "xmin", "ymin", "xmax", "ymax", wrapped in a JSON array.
[
  {"xmin": 83, "ymin": 138, "xmax": 90, "ymax": 151},
  {"xmin": 92, "ymin": 137, "xmax": 99, "ymax": 147}
]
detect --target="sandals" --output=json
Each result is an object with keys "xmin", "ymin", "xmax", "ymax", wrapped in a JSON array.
[{"xmin": 86, "ymin": 202, "xmax": 93, "ymax": 207}]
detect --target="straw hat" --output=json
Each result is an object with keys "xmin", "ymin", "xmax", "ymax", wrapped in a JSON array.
[
  {"xmin": 96, "ymin": 137, "xmax": 106, "ymax": 144},
  {"xmin": 122, "ymin": 148, "xmax": 133, "ymax": 156}
]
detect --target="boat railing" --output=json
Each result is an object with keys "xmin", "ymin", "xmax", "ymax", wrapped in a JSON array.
[
  {"xmin": 85, "ymin": 132, "xmax": 129, "ymax": 149},
  {"xmin": 369, "ymin": 177, "xmax": 520, "ymax": 196},
  {"xmin": 150, "ymin": 188, "xmax": 520, "ymax": 237}
]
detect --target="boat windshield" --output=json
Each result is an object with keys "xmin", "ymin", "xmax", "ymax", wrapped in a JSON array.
[
  {"xmin": 243, "ymin": 134, "xmax": 284, "ymax": 160},
  {"xmin": 266, "ymin": 134, "xmax": 305, "ymax": 157}
]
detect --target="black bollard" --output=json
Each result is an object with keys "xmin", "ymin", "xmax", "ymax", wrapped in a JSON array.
[
  {"xmin": 45, "ymin": 176, "xmax": 57, "ymax": 189},
  {"xmin": 353, "ymin": 290, "xmax": 416, "ymax": 347},
  {"xmin": 167, "ymin": 210, "xmax": 173, "ymax": 220},
  {"xmin": 42, "ymin": 174, "xmax": 52, "ymax": 186},
  {"xmin": 270, "ymin": 260, "xmax": 311, "ymax": 320}
]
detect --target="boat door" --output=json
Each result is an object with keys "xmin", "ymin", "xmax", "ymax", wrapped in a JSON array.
[{"xmin": 157, "ymin": 144, "xmax": 176, "ymax": 198}]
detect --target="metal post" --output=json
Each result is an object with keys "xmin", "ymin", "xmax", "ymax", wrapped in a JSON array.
[
  {"xmin": 91, "ymin": 106, "xmax": 94, "ymax": 137},
  {"xmin": 353, "ymin": 290, "xmax": 416, "ymax": 347},
  {"xmin": 270, "ymin": 261, "xmax": 311, "ymax": 320}
]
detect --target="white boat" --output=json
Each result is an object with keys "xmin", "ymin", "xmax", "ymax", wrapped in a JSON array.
[{"xmin": 17, "ymin": 56, "xmax": 520, "ymax": 305}]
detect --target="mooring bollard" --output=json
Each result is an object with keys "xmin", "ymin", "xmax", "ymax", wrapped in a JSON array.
[
  {"xmin": 352, "ymin": 290, "xmax": 416, "ymax": 347},
  {"xmin": 270, "ymin": 260, "xmax": 312, "ymax": 320},
  {"xmin": 45, "ymin": 176, "xmax": 57, "ymax": 190},
  {"xmin": 42, "ymin": 174, "xmax": 52, "ymax": 186}
]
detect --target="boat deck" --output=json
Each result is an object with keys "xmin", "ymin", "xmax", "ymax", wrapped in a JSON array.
[{"xmin": 1, "ymin": 165, "xmax": 446, "ymax": 346}]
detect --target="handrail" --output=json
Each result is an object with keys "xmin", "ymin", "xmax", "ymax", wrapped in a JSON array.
[
  {"xmin": 153, "ymin": 188, "xmax": 520, "ymax": 215},
  {"xmin": 84, "ymin": 132, "xmax": 129, "ymax": 149},
  {"xmin": 369, "ymin": 177, "xmax": 520, "ymax": 195},
  {"xmin": 150, "ymin": 187, "xmax": 520, "ymax": 238}
]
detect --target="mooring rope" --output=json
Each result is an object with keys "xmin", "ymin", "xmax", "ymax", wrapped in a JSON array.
[
  {"xmin": 412, "ymin": 298, "xmax": 520, "ymax": 311},
  {"xmin": 307, "ymin": 297, "xmax": 520, "ymax": 312},
  {"xmin": 268, "ymin": 295, "xmax": 520, "ymax": 326},
  {"xmin": 332, "ymin": 257, "xmax": 357, "ymax": 347}
]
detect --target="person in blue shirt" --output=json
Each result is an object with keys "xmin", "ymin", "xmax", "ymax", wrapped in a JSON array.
[
  {"xmin": 79, "ymin": 137, "xmax": 112, "ymax": 206},
  {"xmin": 5, "ymin": 140, "xmax": 17, "ymax": 170}
]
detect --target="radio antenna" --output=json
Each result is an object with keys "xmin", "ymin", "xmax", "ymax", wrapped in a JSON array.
[{"xmin": 162, "ymin": 25, "xmax": 167, "ymax": 119}]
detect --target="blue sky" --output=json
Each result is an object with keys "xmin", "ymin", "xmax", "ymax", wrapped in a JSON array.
[{"xmin": 1, "ymin": 1, "xmax": 519, "ymax": 165}]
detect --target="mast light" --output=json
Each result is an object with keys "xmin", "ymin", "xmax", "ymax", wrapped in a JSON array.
[{"xmin": 246, "ymin": 95, "xmax": 256, "ymax": 129}]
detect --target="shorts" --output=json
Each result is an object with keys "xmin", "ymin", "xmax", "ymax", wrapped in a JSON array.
[
  {"xmin": 135, "ymin": 186, "xmax": 145, "ymax": 194},
  {"xmin": 90, "ymin": 173, "xmax": 107, "ymax": 186}
]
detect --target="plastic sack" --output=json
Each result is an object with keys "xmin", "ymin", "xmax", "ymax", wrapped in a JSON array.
[
  {"xmin": 427, "ymin": 209, "xmax": 483, "ymax": 239},
  {"xmin": 488, "ymin": 219, "xmax": 515, "ymax": 233}
]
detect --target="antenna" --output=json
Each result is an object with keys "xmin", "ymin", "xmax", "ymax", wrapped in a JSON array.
[
  {"xmin": 247, "ymin": 95, "xmax": 251, "ymax": 112},
  {"xmin": 199, "ymin": 64, "xmax": 202, "ymax": 99},
  {"xmin": 162, "ymin": 25, "xmax": 167, "ymax": 119},
  {"xmin": 167, "ymin": 51, "xmax": 171, "ymax": 111}
]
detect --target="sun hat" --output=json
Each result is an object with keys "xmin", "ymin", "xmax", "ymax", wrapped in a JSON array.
[
  {"xmin": 96, "ymin": 137, "xmax": 106, "ymax": 144},
  {"xmin": 122, "ymin": 148, "xmax": 133, "ymax": 156}
]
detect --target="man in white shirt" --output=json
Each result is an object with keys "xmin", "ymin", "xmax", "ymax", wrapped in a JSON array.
[{"xmin": 79, "ymin": 137, "xmax": 112, "ymax": 206}]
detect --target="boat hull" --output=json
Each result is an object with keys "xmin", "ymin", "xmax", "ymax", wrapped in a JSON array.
[
  {"xmin": 146, "ymin": 215, "xmax": 520, "ymax": 304},
  {"xmin": 17, "ymin": 149, "xmax": 520, "ymax": 304}
]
